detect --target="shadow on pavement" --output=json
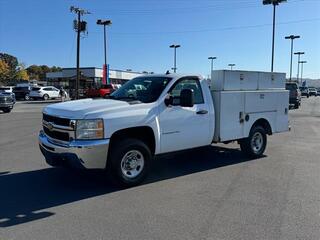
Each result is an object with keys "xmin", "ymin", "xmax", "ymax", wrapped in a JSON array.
[{"xmin": 0, "ymin": 145, "xmax": 262, "ymax": 228}]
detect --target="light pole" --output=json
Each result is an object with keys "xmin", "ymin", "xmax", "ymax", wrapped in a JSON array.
[
  {"xmin": 169, "ymin": 44, "xmax": 180, "ymax": 73},
  {"xmin": 97, "ymin": 19, "xmax": 112, "ymax": 84},
  {"xmin": 228, "ymin": 64, "xmax": 235, "ymax": 70},
  {"xmin": 294, "ymin": 51, "xmax": 304, "ymax": 83},
  {"xmin": 285, "ymin": 35, "xmax": 300, "ymax": 81},
  {"xmin": 299, "ymin": 60, "xmax": 307, "ymax": 85},
  {"xmin": 208, "ymin": 57, "xmax": 217, "ymax": 74},
  {"xmin": 70, "ymin": 6, "xmax": 90, "ymax": 99},
  {"xmin": 263, "ymin": 0, "xmax": 287, "ymax": 72}
]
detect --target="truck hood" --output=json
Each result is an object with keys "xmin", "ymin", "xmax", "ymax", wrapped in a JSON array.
[{"xmin": 43, "ymin": 98, "xmax": 136, "ymax": 119}]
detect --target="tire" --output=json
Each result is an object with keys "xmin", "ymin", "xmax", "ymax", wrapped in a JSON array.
[
  {"xmin": 294, "ymin": 103, "xmax": 299, "ymax": 109},
  {"xmin": 43, "ymin": 94, "xmax": 49, "ymax": 100},
  {"xmin": 107, "ymin": 138, "xmax": 152, "ymax": 187},
  {"xmin": 24, "ymin": 94, "xmax": 30, "ymax": 101},
  {"xmin": 239, "ymin": 125, "xmax": 267, "ymax": 158},
  {"xmin": 3, "ymin": 108, "xmax": 11, "ymax": 113}
]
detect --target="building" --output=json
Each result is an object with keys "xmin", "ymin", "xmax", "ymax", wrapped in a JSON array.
[{"xmin": 46, "ymin": 67, "xmax": 142, "ymax": 93}]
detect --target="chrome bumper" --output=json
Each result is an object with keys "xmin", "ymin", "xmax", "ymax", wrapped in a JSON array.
[{"xmin": 39, "ymin": 130, "xmax": 109, "ymax": 169}]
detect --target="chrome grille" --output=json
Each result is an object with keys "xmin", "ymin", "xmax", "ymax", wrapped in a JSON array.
[{"xmin": 42, "ymin": 114, "xmax": 74, "ymax": 142}]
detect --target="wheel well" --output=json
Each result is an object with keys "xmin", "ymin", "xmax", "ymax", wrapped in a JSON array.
[
  {"xmin": 252, "ymin": 118, "xmax": 272, "ymax": 135},
  {"xmin": 109, "ymin": 126, "xmax": 156, "ymax": 155}
]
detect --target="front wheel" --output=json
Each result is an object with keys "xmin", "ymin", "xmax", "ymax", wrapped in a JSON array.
[
  {"xmin": 107, "ymin": 138, "xmax": 152, "ymax": 187},
  {"xmin": 239, "ymin": 126, "xmax": 267, "ymax": 158},
  {"xmin": 24, "ymin": 94, "xmax": 30, "ymax": 101}
]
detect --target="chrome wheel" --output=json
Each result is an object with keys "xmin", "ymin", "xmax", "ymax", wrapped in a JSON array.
[
  {"xmin": 250, "ymin": 132, "xmax": 263, "ymax": 154},
  {"xmin": 120, "ymin": 150, "xmax": 144, "ymax": 179}
]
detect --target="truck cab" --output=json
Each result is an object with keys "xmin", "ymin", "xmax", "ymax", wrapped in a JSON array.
[{"xmin": 39, "ymin": 71, "xmax": 289, "ymax": 186}]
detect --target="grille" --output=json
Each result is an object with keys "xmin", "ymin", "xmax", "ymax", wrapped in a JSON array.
[
  {"xmin": 0, "ymin": 97, "xmax": 8, "ymax": 103},
  {"xmin": 43, "ymin": 126, "xmax": 70, "ymax": 142},
  {"xmin": 43, "ymin": 113, "xmax": 70, "ymax": 127}
]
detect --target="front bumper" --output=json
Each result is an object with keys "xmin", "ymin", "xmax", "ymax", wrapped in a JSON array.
[
  {"xmin": 0, "ymin": 102, "xmax": 14, "ymax": 108},
  {"xmin": 39, "ymin": 130, "xmax": 109, "ymax": 169}
]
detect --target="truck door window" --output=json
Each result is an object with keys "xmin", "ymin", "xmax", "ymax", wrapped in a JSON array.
[{"xmin": 169, "ymin": 79, "xmax": 204, "ymax": 105}]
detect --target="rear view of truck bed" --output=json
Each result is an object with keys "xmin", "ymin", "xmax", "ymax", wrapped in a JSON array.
[{"xmin": 211, "ymin": 70, "xmax": 289, "ymax": 142}]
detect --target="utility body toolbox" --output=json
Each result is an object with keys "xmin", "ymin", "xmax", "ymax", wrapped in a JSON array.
[{"xmin": 211, "ymin": 70, "xmax": 289, "ymax": 142}]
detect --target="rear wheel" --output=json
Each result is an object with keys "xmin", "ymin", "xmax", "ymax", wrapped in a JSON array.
[
  {"xmin": 24, "ymin": 94, "xmax": 30, "ymax": 101},
  {"xmin": 107, "ymin": 138, "xmax": 151, "ymax": 187},
  {"xmin": 294, "ymin": 102, "xmax": 299, "ymax": 109},
  {"xmin": 43, "ymin": 94, "xmax": 49, "ymax": 100},
  {"xmin": 240, "ymin": 125, "xmax": 267, "ymax": 158}
]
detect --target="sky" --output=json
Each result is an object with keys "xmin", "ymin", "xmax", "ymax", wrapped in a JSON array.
[{"xmin": 0, "ymin": 0, "xmax": 319, "ymax": 79}]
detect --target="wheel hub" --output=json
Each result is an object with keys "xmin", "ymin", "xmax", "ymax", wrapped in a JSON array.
[
  {"xmin": 251, "ymin": 132, "xmax": 263, "ymax": 153},
  {"xmin": 121, "ymin": 150, "xmax": 144, "ymax": 178}
]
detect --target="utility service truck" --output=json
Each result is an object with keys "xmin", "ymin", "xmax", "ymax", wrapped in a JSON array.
[{"xmin": 39, "ymin": 70, "xmax": 289, "ymax": 186}]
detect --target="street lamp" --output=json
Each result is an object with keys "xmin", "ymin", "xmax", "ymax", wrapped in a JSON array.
[
  {"xmin": 299, "ymin": 60, "xmax": 307, "ymax": 85},
  {"xmin": 285, "ymin": 35, "xmax": 300, "ymax": 81},
  {"xmin": 294, "ymin": 51, "xmax": 305, "ymax": 83},
  {"xmin": 208, "ymin": 57, "xmax": 217, "ymax": 74},
  {"xmin": 169, "ymin": 44, "xmax": 181, "ymax": 73},
  {"xmin": 263, "ymin": 0, "xmax": 287, "ymax": 72},
  {"xmin": 228, "ymin": 64, "xmax": 235, "ymax": 70},
  {"xmin": 97, "ymin": 19, "xmax": 112, "ymax": 84}
]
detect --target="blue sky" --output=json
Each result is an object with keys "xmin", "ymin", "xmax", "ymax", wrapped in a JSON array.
[{"xmin": 0, "ymin": 0, "xmax": 319, "ymax": 79}]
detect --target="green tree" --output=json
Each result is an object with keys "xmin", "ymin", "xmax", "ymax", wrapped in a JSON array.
[
  {"xmin": 26, "ymin": 65, "xmax": 62, "ymax": 81},
  {"xmin": 26, "ymin": 65, "xmax": 41, "ymax": 80}
]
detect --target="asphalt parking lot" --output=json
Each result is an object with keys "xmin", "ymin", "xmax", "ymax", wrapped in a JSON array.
[{"xmin": 0, "ymin": 97, "xmax": 319, "ymax": 240}]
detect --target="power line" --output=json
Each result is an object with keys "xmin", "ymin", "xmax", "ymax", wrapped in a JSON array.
[
  {"xmin": 108, "ymin": 17, "xmax": 320, "ymax": 35},
  {"xmin": 92, "ymin": 0, "xmax": 315, "ymax": 15}
]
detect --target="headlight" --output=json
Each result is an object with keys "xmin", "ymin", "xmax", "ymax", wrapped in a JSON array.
[{"xmin": 75, "ymin": 119, "xmax": 104, "ymax": 140}]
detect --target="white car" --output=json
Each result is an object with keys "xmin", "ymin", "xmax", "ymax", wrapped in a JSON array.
[
  {"xmin": 0, "ymin": 86, "xmax": 14, "ymax": 93},
  {"xmin": 29, "ymin": 86, "xmax": 60, "ymax": 100}
]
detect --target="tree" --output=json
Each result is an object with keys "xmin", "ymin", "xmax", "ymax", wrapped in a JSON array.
[
  {"xmin": 0, "ymin": 53, "xmax": 18, "ymax": 78},
  {"xmin": 15, "ymin": 69, "xmax": 30, "ymax": 81},
  {"xmin": 0, "ymin": 60, "xmax": 10, "ymax": 85},
  {"xmin": 26, "ymin": 64, "xmax": 62, "ymax": 81},
  {"xmin": 26, "ymin": 65, "xmax": 41, "ymax": 80}
]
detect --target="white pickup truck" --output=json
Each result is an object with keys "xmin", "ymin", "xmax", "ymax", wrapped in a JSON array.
[{"xmin": 39, "ymin": 70, "xmax": 289, "ymax": 186}]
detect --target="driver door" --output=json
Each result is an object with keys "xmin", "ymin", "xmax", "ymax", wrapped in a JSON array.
[{"xmin": 159, "ymin": 77, "xmax": 211, "ymax": 153}]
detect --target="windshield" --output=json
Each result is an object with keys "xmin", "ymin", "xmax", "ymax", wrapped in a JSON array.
[
  {"xmin": 285, "ymin": 84, "xmax": 297, "ymax": 90},
  {"xmin": 110, "ymin": 76, "xmax": 172, "ymax": 103},
  {"xmin": 0, "ymin": 87, "xmax": 10, "ymax": 91}
]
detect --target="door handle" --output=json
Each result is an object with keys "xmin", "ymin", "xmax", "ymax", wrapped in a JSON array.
[{"xmin": 196, "ymin": 110, "xmax": 208, "ymax": 114}]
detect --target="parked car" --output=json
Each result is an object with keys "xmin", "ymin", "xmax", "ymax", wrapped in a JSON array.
[
  {"xmin": 13, "ymin": 86, "xmax": 31, "ymax": 100},
  {"xmin": 39, "ymin": 70, "xmax": 289, "ymax": 187},
  {"xmin": 299, "ymin": 86, "xmax": 310, "ymax": 98},
  {"xmin": 285, "ymin": 82, "xmax": 301, "ymax": 109},
  {"xmin": 317, "ymin": 88, "xmax": 320, "ymax": 96},
  {"xmin": 85, "ymin": 84, "xmax": 117, "ymax": 98},
  {"xmin": 0, "ymin": 91, "xmax": 15, "ymax": 113},
  {"xmin": 308, "ymin": 87, "xmax": 317, "ymax": 97},
  {"xmin": 0, "ymin": 86, "xmax": 14, "ymax": 93},
  {"xmin": 29, "ymin": 86, "xmax": 60, "ymax": 100}
]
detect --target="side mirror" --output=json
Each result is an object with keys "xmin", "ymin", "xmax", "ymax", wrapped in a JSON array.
[
  {"xmin": 164, "ymin": 94, "xmax": 173, "ymax": 106},
  {"xmin": 180, "ymin": 89, "xmax": 194, "ymax": 107}
]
